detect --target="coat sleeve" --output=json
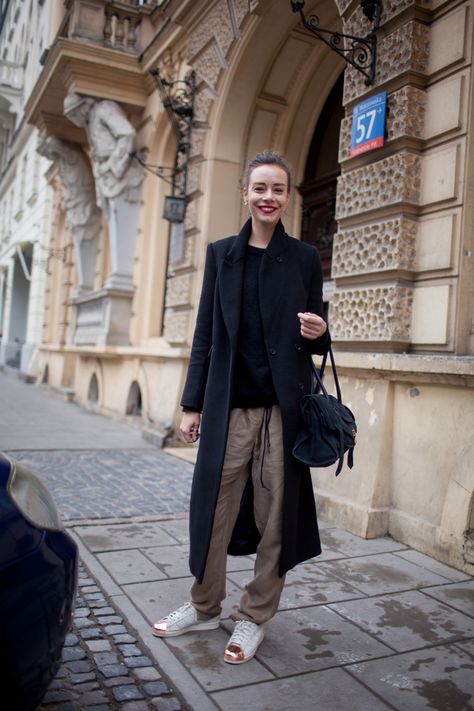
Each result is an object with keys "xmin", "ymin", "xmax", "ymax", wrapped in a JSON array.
[
  {"xmin": 305, "ymin": 246, "xmax": 331, "ymax": 355},
  {"xmin": 180, "ymin": 243, "xmax": 217, "ymax": 412}
]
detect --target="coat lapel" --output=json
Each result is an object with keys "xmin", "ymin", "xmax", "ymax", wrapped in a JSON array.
[{"xmin": 218, "ymin": 219, "xmax": 251, "ymax": 346}]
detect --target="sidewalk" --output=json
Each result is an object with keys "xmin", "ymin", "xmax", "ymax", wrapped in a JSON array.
[{"xmin": 1, "ymin": 370, "xmax": 474, "ymax": 710}]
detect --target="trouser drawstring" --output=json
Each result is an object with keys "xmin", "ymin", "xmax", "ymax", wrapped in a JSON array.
[{"xmin": 257, "ymin": 406, "xmax": 272, "ymax": 490}]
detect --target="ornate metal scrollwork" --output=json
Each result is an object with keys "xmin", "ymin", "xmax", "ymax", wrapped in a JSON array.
[
  {"xmin": 290, "ymin": 0, "xmax": 382, "ymax": 86},
  {"xmin": 131, "ymin": 69, "xmax": 196, "ymax": 221}
]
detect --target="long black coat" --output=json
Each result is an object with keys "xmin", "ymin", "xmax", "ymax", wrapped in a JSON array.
[{"xmin": 181, "ymin": 219, "xmax": 330, "ymax": 583}]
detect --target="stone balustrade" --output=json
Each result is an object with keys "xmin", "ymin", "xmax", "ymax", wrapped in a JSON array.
[
  {"xmin": 62, "ymin": 0, "xmax": 159, "ymax": 53},
  {"xmin": 0, "ymin": 61, "xmax": 24, "ymax": 91}
]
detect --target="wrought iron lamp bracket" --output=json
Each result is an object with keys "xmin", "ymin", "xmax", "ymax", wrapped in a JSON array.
[
  {"xmin": 290, "ymin": 1, "xmax": 382, "ymax": 86},
  {"xmin": 131, "ymin": 68, "xmax": 196, "ymax": 221}
]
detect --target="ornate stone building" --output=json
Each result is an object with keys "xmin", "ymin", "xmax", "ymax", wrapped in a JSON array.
[
  {"xmin": 0, "ymin": 0, "xmax": 63, "ymax": 375},
  {"xmin": 7, "ymin": 0, "xmax": 474, "ymax": 572}
]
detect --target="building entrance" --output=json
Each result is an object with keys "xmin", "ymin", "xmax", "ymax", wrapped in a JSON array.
[{"xmin": 298, "ymin": 74, "xmax": 344, "ymax": 307}]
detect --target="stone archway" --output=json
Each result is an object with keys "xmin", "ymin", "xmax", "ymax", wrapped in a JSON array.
[
  {"xmin": 198, "ymin": 0, "xmax": 344, "ymax": 241},
  {"xmin": 162, "ymin": 0, "xmax": 345, "ymax": 344}
]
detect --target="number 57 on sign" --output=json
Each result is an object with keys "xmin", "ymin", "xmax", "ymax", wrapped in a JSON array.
[{"xmin": 350, "ymin": 91, "xmax": 387, "ymax": 158}]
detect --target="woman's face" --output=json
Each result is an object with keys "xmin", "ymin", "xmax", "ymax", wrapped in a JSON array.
[{"xmin": 243, "ymin": 164, "xmax": 290, "ymax": 228}]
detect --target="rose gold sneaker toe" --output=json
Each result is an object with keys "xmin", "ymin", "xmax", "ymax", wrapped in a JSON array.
[
  {"xmin": 224, "ymin": 644, "xmax": 245, "ymax": 664},
  {"xmin": 152, "ymin": 619, "xmax": 168, "ymax": 637},
  {"xmin": 223, "ymin": 620, "xmax": 264, "ymax": 664}
]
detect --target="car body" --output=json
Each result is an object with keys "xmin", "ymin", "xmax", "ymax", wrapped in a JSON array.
[{"xmin": 0, "ymin": 452, "xmax": 78, "ymax": 710}]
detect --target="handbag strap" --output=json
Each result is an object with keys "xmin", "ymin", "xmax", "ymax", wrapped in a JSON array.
[{"xmin": 309, "ymin": 347, "xmax": 343, "ymax": 403}]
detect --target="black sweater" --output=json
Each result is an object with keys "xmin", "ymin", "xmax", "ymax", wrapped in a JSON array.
[{"xmin": 231, "ymin": 245, "xmax": 278, "ymax": 408}]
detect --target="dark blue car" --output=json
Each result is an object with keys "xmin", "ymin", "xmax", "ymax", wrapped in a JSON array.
[{"xmin": 0, "ymin": 453, "xmax": 78, "ymax": 710}]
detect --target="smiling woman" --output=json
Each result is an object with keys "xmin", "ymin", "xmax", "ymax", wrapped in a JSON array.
[
  {"xmin": 243, "ymin": 160, "xmax": 291, "ymax": 240},
  {"xmin": 151, "ymin": 150, "xmax": 331, "ymax": 665}
]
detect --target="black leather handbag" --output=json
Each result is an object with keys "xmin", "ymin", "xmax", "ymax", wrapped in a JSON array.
[{"xmin": 292, "ymin": 348, "xmax": 357, "ymax": 476}]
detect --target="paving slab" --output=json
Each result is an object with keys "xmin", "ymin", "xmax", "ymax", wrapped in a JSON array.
[
  {"xmin": 420, "ymin": 580, "xmax": 474, "ymax": 618},
  {"xmin": 0, "ymin": 373, "xmax": 153, "ymax": 450},
  {"xmin": 143, "ymin": 545, "xmax": 257, "ymax": 581},
  {"xmin": 143, "ymin": 545, "xmax": 193, "ymax": 579},
  {"xmin": 122, "ymin": 576, "xmax": 244, "ymax": 626},
  {"xmin": 229, "ymin": 561, "xmax": 364, "ymax": 610},
  {"xmin": 454, "ymin": 638, "xmax": 474, "ymax": 657},
  {"xmin": 320, "ymin": 552, "xmax": 451, "ymax": 596},
  {"xmin": 97, "ymin": 550, "xmax": 168, "ymax": 585},
  {"xmin": 166, "ymin": 629, "xmax": 275, "ymax": 691},
  {"xmin": 75, "ymin": 521, "xmax": 180, "ymax": 552},
  {"xmin": 320, "ymin": 528, "xmax": 407, "ymax": 557},
  {"xmin": 330, "ymin": 590, "xmax": 474, "ymax": 652},
  {"xmin": 210, "ymin": 667, "xmax": 393, "ymax": 711},
  {"xmin": 392, "ymin": 550, "xmax": 472, "ymax": 583},
  {"xmin": 244, "ymin": 605, "xmax": 393, "ymax": 676},
  {"xmin": 158, "ymin": 518, "xmax": 191, "ymax": 545},
  {"xmin": 345, "ymin": 643, "xmax": 474, "ymax": 710}
]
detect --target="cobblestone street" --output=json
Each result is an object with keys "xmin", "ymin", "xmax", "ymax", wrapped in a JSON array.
[
  {"xmin": 8, "ymin": 450, "xmax": 193, "ymax": 521},
  {"xmin": 39, "ymin": 565, "xmax": 183, "ymax": 711}
]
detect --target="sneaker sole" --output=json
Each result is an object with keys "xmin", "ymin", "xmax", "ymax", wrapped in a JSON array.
[{"xmin": 152, "ymin": 618, "xmax": 220, "ymax": 638}]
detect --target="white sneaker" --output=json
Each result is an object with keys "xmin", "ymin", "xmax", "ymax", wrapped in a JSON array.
[
  {"xmin": 224, "ymin": 620, "xmax": 264, "ymax": 664},
  {"xmin": 152, "ymin": 602, "xmax": 220, "ymax": 637}
]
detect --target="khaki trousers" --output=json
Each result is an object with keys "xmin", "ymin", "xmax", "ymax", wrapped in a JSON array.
[{"xmin": 191, "ymin": 406, "xmax": 285, "ymax": 625}]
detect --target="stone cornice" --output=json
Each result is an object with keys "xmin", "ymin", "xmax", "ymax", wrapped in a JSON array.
[{"xmin": 25, "ymin": 37, "xmax": 148, "ymax": 140}]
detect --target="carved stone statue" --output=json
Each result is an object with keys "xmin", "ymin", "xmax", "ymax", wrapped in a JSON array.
[
  {"xmin": 63, "ymin": 93, "xmax": 144, "ymax": 291},
  {"xmin": 37, "ymin": 135, "xmax": 102, "ymax": 294}
]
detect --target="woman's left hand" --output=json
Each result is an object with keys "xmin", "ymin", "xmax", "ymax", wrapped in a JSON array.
[{"xmin": 297, "ymin": 312, "xmax": 327, "ymax": 340}]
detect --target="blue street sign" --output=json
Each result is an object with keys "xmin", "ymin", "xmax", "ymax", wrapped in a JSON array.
[{"xmin": 350, "ymin": 91, "xmax": 387, "ymax": 157}]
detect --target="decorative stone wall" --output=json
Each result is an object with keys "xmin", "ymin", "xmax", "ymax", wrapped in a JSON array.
[
  {"xmin": 339, "ymin": 86, "xmax": 425, "ymax": 162},
  {"xmin": 336, "ymin": 152, "xmax": 421, "ymax": 219},
  {"xmin": 163, "ymin": 309, "xmax": 190, "ymax": 345},
  {"xmin": 330, "ymin": 286, "xmax": 413, "ymax": 342},
  {"xmin": 343, "ymin": 1, "xmax": 431, "ymax": 37},
  {"xmin": 332, "ymin": 218, "xmax": 417, "ymax": 278},
  {"xmin": 343, "ymin": 22, "xmax": 430, "ymax": 104},
  {"xmin": 165, "ymin": 273, "xmax": 193, "ymax": 308},
  {"xmin": 184, "ymin": 199, "xmax": 198, "ymax": 231},
  {"xmin": 193, "ymin": 91, "xmax": 214, "ymax": 125},
  {"xmin": 334, "ymin": 0, "xmax": 352, "ymax": 14}
]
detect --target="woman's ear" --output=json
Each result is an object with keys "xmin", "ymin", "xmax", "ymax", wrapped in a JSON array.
[{"xmin": 242, "ymin": 188, "xmax": 248, "ymax": 206}]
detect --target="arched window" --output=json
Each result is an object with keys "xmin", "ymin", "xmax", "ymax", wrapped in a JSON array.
[
  {"xmin": 126, "ymin": 380, "xmax": 142, "ymax": 416},
  {"xmin": 88, "ymin": 373, "xmax": 99, "ymax": 403}
]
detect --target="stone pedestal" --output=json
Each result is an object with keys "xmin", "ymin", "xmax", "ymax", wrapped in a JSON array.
[
  {"xmin": 103, "ymin": 195, "xmax": 141, "ymax": 292},
  {"xmin": 70, "ymin": 287, "xmax": 134, "ymax": 346}
]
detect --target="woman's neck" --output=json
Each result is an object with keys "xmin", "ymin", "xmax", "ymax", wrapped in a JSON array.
[{"xmin": 248, "ymin": 221, "xmax": 274, "ymax": 248}]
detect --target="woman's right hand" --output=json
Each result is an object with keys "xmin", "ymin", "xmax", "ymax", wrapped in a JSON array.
[{"xmin": 180, "ymin": 411, "xmax": 201, "ymax": 444}]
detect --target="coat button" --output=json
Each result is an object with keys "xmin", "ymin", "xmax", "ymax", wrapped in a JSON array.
[
  {"xmin": 294, "ymin": 343, "xmax": 302, "ymax": 351},
  {"xmin": 269, "ymin": 348, "xmax": 277, "ymax": 356},
  {"xmin": 276, "ymin": 256, "xmax": 283, "ymax": 263}
]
